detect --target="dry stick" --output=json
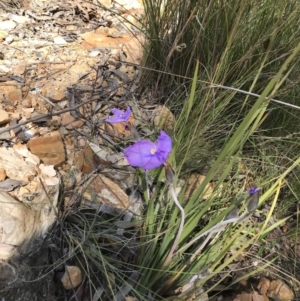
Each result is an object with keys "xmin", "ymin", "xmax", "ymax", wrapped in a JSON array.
[
  {"xmin": 0, "ymin": 89, "xmax": 114, "ymax": 136},
  {"xmin": 162, "ymin": 183, "xmax": 185, "ymax": 267}
]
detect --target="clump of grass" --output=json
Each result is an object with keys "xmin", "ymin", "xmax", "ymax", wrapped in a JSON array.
[{"xmin": 47, "ymin": 0, "xmax": 300, "ymax": 299}]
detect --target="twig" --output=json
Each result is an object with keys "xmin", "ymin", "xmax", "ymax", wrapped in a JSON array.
[{"xmin": 0, "ymin": 90, "xmax": 112, "ymax": 136}]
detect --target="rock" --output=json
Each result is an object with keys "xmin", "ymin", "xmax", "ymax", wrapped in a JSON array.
[
  {"xmin": 0, "ymin": 178, "xmax": 59, "ymax": 260},
  {"xmin": 44, "ymin": 177, "xmax": 60, "ymax": 186},
  {"xmin": 39, "ymin": 164, "xmax": 56, "ymax": 177},
  {"xmin": 80, "ymin": 27, "xmax": 144, "ymax": 64},
  {"xmin": 0, "ymin": 30, "xmax": 8, "ymax": 42},
  {"xmin": 25, "ymin": 152, "xmax": 40, "ymax": 166},
  {"xmin": 0, "ymin": 109, "xmax": 9, "ymax": 125},
  {"xmin": 0, "ymin": 147, "xmax": 37, "ymax": 181},
  {"xmin": 61, "ymin": 112, "xmax": 84, "ymax": 129},
  {"xmin": 0, "ymin": 20, "xmax": 17, "ymax": 31},
  {"xmin": 27, "ymin": 131, "xmax": 65, "ymax": 166},
  {"xmin": 0, "ymin": 168, "xmax": 6, "ymax": 181},
  {"xmin": 75, "ymin": 144, "xmax": 97, "ymax": 174},
  {"xmin": 61, "ymin": 265, "xmax": 82, "ymax": 290},
  {"xmin": 53, "ymin": 36, "xmax": 67, "ymax": 45},
  {"xmin": 41, "ymin": 82, "xmax": 67, "ymax": 102},
  {"xmin": 80, "ymin": 174, "xmax": 129, "ymax": 210},
  {"xmin": 7, "ymin": 13, "xmax": 31, "ymax": 24},
  {"xmin": 4, "ymin": 35, "xmax": 13, "ymax": 44},
  {"xmin": 100, "ymin": 0, "xmax": 112, "ymax": 7},
  {"xmin": 13, "ymin": 143, "xmax": 29, "ymax": 157},
  {"xmin": 0, "ymin": 83, "xmax": 22, "ymax": 103}
]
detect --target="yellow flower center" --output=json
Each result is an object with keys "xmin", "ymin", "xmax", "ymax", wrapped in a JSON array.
[{"xmin": 150, "ymin": 148, "xmax": 156, "ymax": 154}]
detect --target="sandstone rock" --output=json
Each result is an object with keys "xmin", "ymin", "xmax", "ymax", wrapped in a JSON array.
[
  {"xmin": 0, "ymin": 30, "xmax": 8, "ymax": 42},
  {"xmin": 0, "ymin": 83, "xmax": 22, "ymax": 103},
  {"xmin": 27, "ymin": 131, "xmax": 65, "ymax": 166},
  {"xmin": 7, "ymin": 14, "xmax": 31, "ymax": 24},
  {"xmin": 0, "ymin": 109, "xmax": 9, "ymax": 125},
  {"xmin": 53, "ymin": 36, "xmax": 67, "ymax": 45},
  {"xmin": 61, "ymin": 265, "xmax": 82, "ymax": 290},
  {"xmin": 0, "ymin": 147, "xmax": 37, "ymax": 181},
  {"xmin": 75, "ymin": 144, "xmax": 96, "ymax": 174},
  {"xmin": 39, "ymin": 164, "xmax": 56, "ymax": 177},
  {"xmin": 81, "ymin": 27, "xmax": 144, "ymax": 64},
  {"xmin": 41, "ymin": 83, "xmax": 67, "ymax": 102},
  {"xmin": 0, "ymin": 20, "xmax": 17, "ymax": 31},
  {"xmin": 0, "ymin": 179, "xmax": 59, "ymax": 260},
  {"xmin": 0, "ymin": 168, "xmax": 6, "ymax": 181},
  {"xmin": 44, "ymin": 177, "xmax": 59, "ymax": 186},
  {"xmin": 13, "ymin": 143, "xmax": 29, "ymax": 157},
  {"xmin": 25, "ymin": 152, "xmax": 40, "ymax": 166},
  {"xmin": 81, "ymin": 174, "xmax": 129, "ymax": 210},
  {"xmin": 61, "ymin": 112, "xmax": 84, "ymax": 129}
]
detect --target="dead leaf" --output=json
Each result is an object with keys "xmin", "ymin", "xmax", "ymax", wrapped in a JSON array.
[
  {"xmin": 268, "ymin": 279, "xmax": 294, "ymax": 301},
  {"xmin": 258, "ymin": 277, "xmax": 271, "ymax": 295},
  {"xmin": 152, "ymin": 105, "xmax": 175, "ymax": 130},
  {"xmin": 234, "ymin": 292, "xmax": 252, "ymax": 301},
  {"xmin": 183, "ymin": 174, "xmax": 216, "ymax": 201},
  {"xmin": 252, "ymin": 291, "xmax": 268, "ymax": 301}
]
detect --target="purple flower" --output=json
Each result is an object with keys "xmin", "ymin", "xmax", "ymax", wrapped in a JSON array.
[
  {"xmin": 248, "ymin": 186, "xmax": 260, "ymax": 196},
  {"xmin": 124, "ymin": 131, "xmax": 172, "ymax": 170},
  {"xmin": 106, "ymin": 107, "xmax": 131, "ymax": 123}
]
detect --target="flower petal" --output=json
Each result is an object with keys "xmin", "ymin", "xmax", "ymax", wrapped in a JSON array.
[
  {"xmin": 156, "ymin": 131, "xmax": 172, "ymax": 156},
  {"xmin": 124, "ymin": 106, "xmax": 131, "ymax": 120},
  {"xmin": 124, "ymin": 140, "xmax": 156, "ymax": 168},
  {"xmin": 141, "ymin": 154, "xmax": 164, "ymax": 170},
  {"xmin": 105, "ymin": 107, "xmax": 131, "ymax": 123}
]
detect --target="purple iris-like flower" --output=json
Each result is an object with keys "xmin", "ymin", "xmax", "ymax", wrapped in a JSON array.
[
  {"xmin": 248, "ymin": 186, "xmax": 260, "ymax": 196},
  {"xmin": 124, "ymin": 131, "xmax": 172, "ymax": 170},
  {"xmin": 106, "ymin": 107, "xmax": 131, "ymax": 123}
]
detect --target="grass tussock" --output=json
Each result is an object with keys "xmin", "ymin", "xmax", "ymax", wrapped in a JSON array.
[{"xmin": 49, "ymin": 0, "xmax": 300, "ymax": 299}]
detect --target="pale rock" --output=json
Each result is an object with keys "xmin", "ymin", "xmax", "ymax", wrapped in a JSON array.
[
  {"xmin": 25, "ymin": 151, "xmax": 40, "ymax": 166},
  {"xmin": 0, "ymin": 183, "xmax": 59, "ymax": 260},
  {"xmin": 0, "ymin": 20, "xmax": 17, "ymax": 31},
  {"xmin": 0, "ymin": 109, "xmax": 10, "ymax": 125},
  {"xmin": 0, "ymin": 168, "xmax": 6, "ymax": 181},
  {"xmin": 114, "ymin": 0, "xmax": 142, "ymax": 10},
  {"xmin": 27, "ymin": 131, "xmax": 65, "ymax": 166},
  {"xmin": 44, "ymin": 177, "xmax": 59, "ymax": 186},
  {"xmin": 12, "ymin": 62, "xmax": 26, "ymax": 76},
  {"xmin": 13, "ymin": 143, "xmax": 29, "ymax": 157},
  {"xmin": 61, "ymin": 265, "xmax": 82, "ymax": 289},
  {"xmin": 4, "ymin": 35, "xmax": 14, "ymax": 44},
  {"xmin": 0, "ymin": 30, "xmax": 8, "ymax": 42},
  {"xmin": 0, "ymin": 65, "xmax": 11, "ymax": 73},
  {"xmin": 81, "ymin": 174, "xmax": 129, "ymax": 210},
  {"xmin": 7, "ymin": 13, "xmax": 31, "ymax": 24},
  {"xmin": 89, "ymin": 50, "xmax": 100, "ymax": 57},
  {"xmin": 53, "ymin": 36, "xmax": 67, "ymax": 45},
  {"xmin": 99, "ymin": 0, "xmax": 112, "ymax": 7},
  {"xmin": 39, "ymin": 164, "xmax": 56, "ymax": 177}
]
